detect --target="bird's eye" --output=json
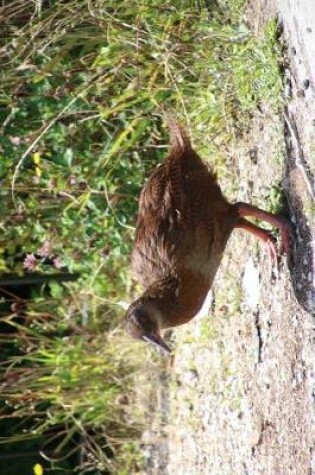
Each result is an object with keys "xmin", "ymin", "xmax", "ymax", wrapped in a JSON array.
[
  {"xmin": 129, "ymin": 314, "xmax": 139, "ymax": 327},
  {"xmin": 131, "ymin": 307, "xmax": 148, "ymax": 326}
]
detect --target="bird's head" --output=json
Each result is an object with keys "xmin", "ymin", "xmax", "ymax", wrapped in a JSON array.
[{"xmin": 124, "ymin": 300, "xmax": 171, "ymax": 355}]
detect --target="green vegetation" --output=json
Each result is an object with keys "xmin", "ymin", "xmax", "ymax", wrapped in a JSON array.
[{"xmin": 0, "ymin": 0, "xmax": 283, "ymax": 472}]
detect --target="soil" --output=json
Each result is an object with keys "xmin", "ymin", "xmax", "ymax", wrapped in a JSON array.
[{"xmin": 141, "ymin": 1, "xmax": 314, "ymax": 474}]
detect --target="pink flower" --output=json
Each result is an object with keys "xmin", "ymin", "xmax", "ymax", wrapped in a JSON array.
[
  {"xmin": 23, "ymin": 254, "xmax": 38, "ymax": 271},
  {"xmin": 53, "ymin": 257, "xmax": 63, "ymax": 269},
  {"xmin": 9, "ymin": 136, "xmax": 21, "ymax": 146},
  {"xmin": 37, "ymin": 240, "xmax": 52, "ymax": 258}
]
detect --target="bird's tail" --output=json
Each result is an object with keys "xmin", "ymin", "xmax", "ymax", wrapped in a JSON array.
[{"xmin": 165, "ymin": 111, "xmax": 192, "ymax": 155}]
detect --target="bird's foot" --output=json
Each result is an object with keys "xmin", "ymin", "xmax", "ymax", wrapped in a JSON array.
[
  {"xmin": 264, "ymin": 237, "xmax": 278, "ymax": 262},
  {"xmin": 235, "ymin": 203, "xmax": 293, "ymax": 260}
]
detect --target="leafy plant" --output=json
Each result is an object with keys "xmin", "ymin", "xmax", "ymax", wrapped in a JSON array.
[{"xmin": 0, "ymin": 0, "xmax": 283, "ymax": 472}]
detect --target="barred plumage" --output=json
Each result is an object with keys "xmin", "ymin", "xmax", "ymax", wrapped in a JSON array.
[{"xmin": 124, "ymin": 118, "xmax": 291, "ymax": 354}]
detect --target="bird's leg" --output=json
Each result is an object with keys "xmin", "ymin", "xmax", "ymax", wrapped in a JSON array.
[
  {"xmin": 234, "ymin": 217, "xmax": 278, "ymax": 260},
  {"xmin": 234, "ymin": 202, "xmax": 292, "ymax": 257}
]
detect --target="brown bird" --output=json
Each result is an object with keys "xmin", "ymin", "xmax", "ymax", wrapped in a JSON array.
[{"xmin": 124, "ymin": 118, "xmax": 291, "ymax": 354}]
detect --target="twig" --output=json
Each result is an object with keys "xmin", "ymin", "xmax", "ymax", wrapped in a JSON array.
[
  {"xmin": 11, "ymin": 94, "xmax": 81, "ymax": 204},
  {"xmin": 11, "ymin": 72, "xmax": 101, "ymax": 205}
]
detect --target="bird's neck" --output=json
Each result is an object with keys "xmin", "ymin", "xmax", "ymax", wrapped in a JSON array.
[{"xmin": 141, "ymin": 272, "xmax": 209, "ymax": 328}]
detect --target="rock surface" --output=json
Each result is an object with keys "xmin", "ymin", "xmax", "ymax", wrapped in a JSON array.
[{"xmin": 143, "ymin": 2, "xmax": 314, "ymax": 474}]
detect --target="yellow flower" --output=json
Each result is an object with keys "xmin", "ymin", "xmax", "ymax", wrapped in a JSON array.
[
  {"xmin": 33, "ymin": 463, "xmax": 44, "ymax": 475},
  {"xmin": 35, "ymin": 166, "xmax": 42, "ymax": 177},
  {"xmin": 32, "ymin": 152, "xmax": 41, "ymax": 165}
]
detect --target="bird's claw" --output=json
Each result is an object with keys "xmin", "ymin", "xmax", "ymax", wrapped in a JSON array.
[
  {"xmin": 264, "ymin": 238, "xmax": 278, "ymax": 262},
  {"xmin": 264, "ymin": 219, "xmax": 293, "ymax": 263}
]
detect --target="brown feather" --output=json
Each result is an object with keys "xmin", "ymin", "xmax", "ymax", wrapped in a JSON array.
[
  {"xmin": 127, "ymin": 120, "xmax": 237, "ymax": 334},
  {"xmin": 124, "ymin": 118, "xmax": 292, "ymax": 351}
]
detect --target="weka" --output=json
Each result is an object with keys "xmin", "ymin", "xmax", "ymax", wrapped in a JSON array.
[{"xmin": 124, "ymin": 119, "xmax": 291, "ymax": 353}]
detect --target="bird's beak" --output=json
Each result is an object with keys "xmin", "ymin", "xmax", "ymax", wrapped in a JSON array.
[{"xmin": 143, "ymin": 332, "xmax": 172, "ymax": 354}]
